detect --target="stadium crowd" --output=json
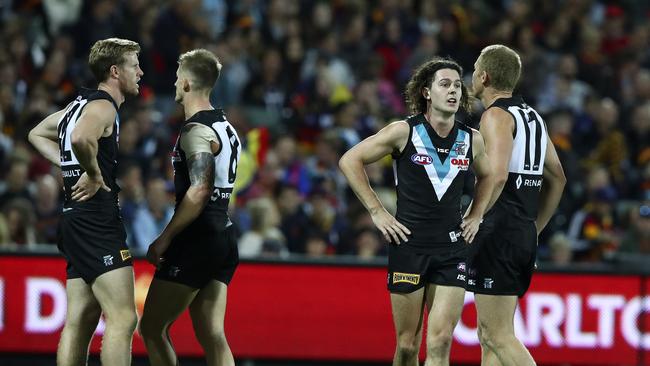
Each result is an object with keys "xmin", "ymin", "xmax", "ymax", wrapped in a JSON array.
[{"xmin": 0, "ymin": 0, "xmax": 648, "ymax": 264}]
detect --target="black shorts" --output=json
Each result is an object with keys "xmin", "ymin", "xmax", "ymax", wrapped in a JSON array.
[
  {"xmin": 387, "ymin": 242, "xmax": 468, "ymax": 293},
  {"xmin": 57, "ymin": 208, "xmax": 132, "ymax": 283},
  {"xmin": 155, "ymin": 224, "xmax": 239, "ymax": 289},
  {"xmin": 466, "ymin": 212, "xmax": 537, "ymax": 297}
]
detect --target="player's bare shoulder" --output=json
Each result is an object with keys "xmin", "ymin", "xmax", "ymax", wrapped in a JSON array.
[
  {"xmin": 180, "ymin": 122, "xmax": 219, "ymax": 155},
  {"xmin": 480, "ymin": 107, "xmax": 515, "ymax": 131},
  {"xmin": 80, "ymin": 99, "xmax": 118, "ymax": 136},
  {"xmin": 380, "ymin": 119, "xmax": 410, "ymax": 151}
]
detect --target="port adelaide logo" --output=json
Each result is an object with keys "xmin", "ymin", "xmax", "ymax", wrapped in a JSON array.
[{"xmin": 411, "ymin": 153, "xmax": 433, "ymax": 165}]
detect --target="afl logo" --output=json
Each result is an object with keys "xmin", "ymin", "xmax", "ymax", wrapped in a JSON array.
[{"xmin": 411, "ymin": 153, "xmax": 433, "ymax": 165}]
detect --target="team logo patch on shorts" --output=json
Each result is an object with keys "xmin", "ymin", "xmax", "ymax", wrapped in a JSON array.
[
  {"xmin": 392, "ymin": 272, "xmax": 420, "ymax": 285},
  {"xmin": 103, "ymin": 255, "xmax": 114, "ymax": 266},
  {"xmin": 120, "ymin": 249, "xmax": 131, "ymax": 261}
]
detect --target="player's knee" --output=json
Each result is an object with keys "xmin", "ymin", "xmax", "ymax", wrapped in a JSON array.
[
  {"xmin": 426, "ymin": 329, "xmax": 453, "ymax": 355},
  {"xmin": 105, "ymin": 307, "xmax": 138, "ymax": 334},
  {"xmin": 64, "ymin": 306, "xmax": 101, "ymax": 331},
  {"xmin": 477, "ymin": 323, "xmax": 506, "ymax": 352},
  {"xmin": 396, "ymin": 334, "xmax": 419, "ymax": 359},
  {"xmin": 196, "ymin": 327, "xmax": 228, "ymax": 348}
]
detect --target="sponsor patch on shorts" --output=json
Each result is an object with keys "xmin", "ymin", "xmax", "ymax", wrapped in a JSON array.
[
  {"xmin": 392, "ymin": 272, "xmax": 420, "ymax": 285},
  {"xmin": 120, "ymin": 249, "xmax": 131, "ymax": 261}
]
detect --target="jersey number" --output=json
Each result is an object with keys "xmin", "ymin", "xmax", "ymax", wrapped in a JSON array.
[
  {"xmin": 514, "ymin": 107, "xmax": 543, "ymax": 172},
  {"xmin": 225, "ymin": 125, "xmax": 239, "ymax": 184},
  {"xmin": 57, "ymin": 103, "xmax": 81, "ymax": 164}
]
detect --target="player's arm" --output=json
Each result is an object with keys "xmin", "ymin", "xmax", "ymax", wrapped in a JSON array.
[
  {"xmin": 339, "ymin": 120, "xmax": 411, "ymax": 244},
  {"xmin": 536, "ymin": 137, "xmax": 566, "ymax": 234},
  {"xmin": 147, "ymin": 124, "xmax": 217, "ymax": 266},
  {"xmin": 461, "ymin": 129, "xmax": 494, "ymax": 243},
  {"xmin": 71, "ymin": 100, "xmax": 115, "ymax": 178},
  {"xmin": 28, "ymin": 108, "xmax": 67, "ymax": 167},
  {"xmin": 479, "ymin": 107, "xmax": 515, "ymax": 209}
]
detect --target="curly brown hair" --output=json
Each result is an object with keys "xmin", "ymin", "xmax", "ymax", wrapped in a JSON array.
[{"xmin": 404, "ymin": 57, "xmax": 470, "ymax": 115}]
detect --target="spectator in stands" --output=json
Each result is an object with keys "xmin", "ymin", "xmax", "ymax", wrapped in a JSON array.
[
  {"xmin": 548, "ymin": 233, "xmax": 573, "ymax": 265},
  {"xmin": 304, "ymin": 231, "xmax": 330, "ymax": 258},
  {"xmin": 239, "ymin": 197, "xmax": 287, "ymax": 258},
  {"xmin": 536, "ymin": 54, "xmax": 591, "ymax": 114},
  {"xmin": 131, "ymin": 177, "xmax": 173, "ymax": 251},
  {"xmin": 568, "ymin": 186, "xmax": 620, "ymax": 262},
  {"xmin": 0, "ymin": 159, "xmax": 32, "ymax": 208},
  {"xmin": 117, "ymin": 162, "xmax": 145, "ymax": 247},
  {"xmin": 583, "ymin": 98, "xmax": 629, "ymax": 189},
  {"xmin": 2, "ymin": 198, "xmax": 36, "ymax": 247},
  {"xmin": 33, "ymin": 174, "xmax": 61, "ymax": 244},
  {"xmin": 0, "ymin": 213, "xmax": 9, "ymax": 247},
  {"xmin": 620, "ymin": 202, "xmax": 650, "ymax": 254},
  {"xmin": 275, "ymin": 184, "xmax": 309, "ymax": 253},
  {"xmin": 354, "ymin": 227, "xmax": 383, "ymax": 260}
]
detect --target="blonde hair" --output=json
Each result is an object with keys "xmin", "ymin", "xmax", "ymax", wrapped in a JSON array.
[
  {"xmin": 178, "ymin": 49, "xmax": 222, "ymax": 92},
  {"xmin": 477, "ymin": 44, "xmax": 522, "ymax": 92},
  {"xmin": 89, "ymin": 38, "xmax": 140, "ymax": 83}
]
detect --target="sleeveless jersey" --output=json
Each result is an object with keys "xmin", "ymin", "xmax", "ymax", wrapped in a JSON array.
[
  {"xmin": 392, "ymin": 114, "xmax": 474, "ymax": 248},
  {"xmin": 58, "ymin": 89, "xmax": 120, "ymax": 211},
  {"xmin": 171, "ymin": 109, "xmax": 241, "ymax": 230},
  {"xmin": 487, "ymin": 96, "xmax": 548, "ymax": 221}
]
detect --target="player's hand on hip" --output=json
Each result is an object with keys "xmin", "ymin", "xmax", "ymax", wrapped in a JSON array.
[
  {"xmin": 146, "ymin": 237, "xmax": 168, "ymax": 268},
  {"xmin": 460, "ymin": 214, "xmax": 482, "ymax": 244},
  {"xmin": 370, "ymin": 207, "xmax": 411, "ymax": 245},
  {"xmin": 71, "ymin": 172, "xmax": 111, "ymax": 201}
]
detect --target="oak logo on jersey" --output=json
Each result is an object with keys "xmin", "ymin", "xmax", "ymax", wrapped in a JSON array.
[
  {"xmin": 451, "ymin": 158, "xmax": 470, "ymax": 170},
  {"xmin": 411, "ymin": 153, "xmax": 433, "ymax": 165},
  {"xmin": 392, "ymin": 272, "xmax": 420, "ymax": 285},
  {"xmin": 120, "ymin": 249, "xmax": 131, "ymax": 261}
]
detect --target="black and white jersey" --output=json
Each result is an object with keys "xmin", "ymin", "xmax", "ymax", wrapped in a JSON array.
[
  {"xmin": 488, "ymin": 96, "xmax": 547, "ymax": 221},
  {"xmin": 392, "ymin": 114, "xmax": 474, "ymax": 249},
  {"xmin": 171, "ymin": 109, "xmax": 241, "ymax": 230},
  {"xmin": 58, "ymin": 88, "xmax": 120, "ymax": 210}
]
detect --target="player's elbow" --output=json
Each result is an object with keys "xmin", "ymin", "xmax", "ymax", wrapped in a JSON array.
[
  {"xmin": 70, "ymin": 130, "xmax": 91, "ymax": 150},
  {"xmin": 338, "ymin": 153, "xmax": 351, "ymax": 172},
  {"xmin": 27, "ymin": 129, "xmax": 38, "ymax": 146},
  {"xmin": 494, "ymin": 171, "xmax": 508, "ymax": 189},
  {"xmin": 191, "ymin": 185, "xmax": 212, "ymax": 203},
  {"xmin": 338, "ymin": 151, "xmax": 359, "ymax": 174}
]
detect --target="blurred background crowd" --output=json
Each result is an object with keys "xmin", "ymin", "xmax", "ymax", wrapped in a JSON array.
[{"xmin": 0, "ymin": 0, "xmax": 649, "ymax": 265}]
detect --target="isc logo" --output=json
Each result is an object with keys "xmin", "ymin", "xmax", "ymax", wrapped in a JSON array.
[{"xmin": 411, "ymin": 153, "xmax": 433, "ymax": 165}]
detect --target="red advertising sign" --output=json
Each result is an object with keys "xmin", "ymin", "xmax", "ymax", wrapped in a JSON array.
[{"xmin": 0, "ymin": 256, "xmax": 648, "ymax": 365}]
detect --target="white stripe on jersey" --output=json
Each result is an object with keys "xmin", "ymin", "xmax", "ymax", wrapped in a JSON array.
[
  {"xmin": 410, "ymin": 126, "xmax": 471, "ymax": 201},
  {"xmin": 507, "ymin": 105, "xmax": 547, "ymax": 175}
]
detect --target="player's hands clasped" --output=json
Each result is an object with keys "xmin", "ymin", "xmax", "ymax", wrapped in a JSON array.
[
  {"xmin": 71, "ymin": 172, "xmax": 111, "ymax": 201},
  {"xmin": 370, "ymin": 207, "xmax": 411, "ymax": 244},
  {"xmin": 460, "ymin": 214, "xmax": 482, "ymax": 244}
]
